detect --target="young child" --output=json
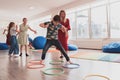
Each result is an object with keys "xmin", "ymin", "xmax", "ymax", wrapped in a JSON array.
[
  {"xmin": 39, "ymin": 15, "xmax": 72, "ymax": 64},
  {"xmin": 8, "ymin": 22, "xmax": 19, "ymax": 57},
  {"xmin": 3, "ymin": 27, "xmax": 11, "ymax": 46}
]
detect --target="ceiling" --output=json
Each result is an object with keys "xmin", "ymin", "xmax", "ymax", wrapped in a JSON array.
[{"xmin": 0, "ymin": 0, "xmax": 78, "ymax": 23}]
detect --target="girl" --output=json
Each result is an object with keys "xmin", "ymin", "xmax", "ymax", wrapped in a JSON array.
[
  {"xmin": 3, "ymin": 27, "xmax": 11, "ymax": 46},
  {"xmin": 8, "ymin": 22, "xmax": 19, "ymax": 57}
]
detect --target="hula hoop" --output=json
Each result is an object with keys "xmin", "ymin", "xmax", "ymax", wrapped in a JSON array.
[
  {"xmin": 42, "ymin": 68, "xmax": 64, "ymax": 76},
  {"xmin": 83, "ymin": 74, "xmax": 110, "ymax": 80},
  {"xmin": 49, "ymin": 60, "xmax": 64, "ymax": 65},
  {"xmin": 62, "ymin": 63, "xmax": 80, "ymax": 69},
  {"xmin": 29, "ymin": 60, "xmax": 41, "ymax": 64},
  {"xmin": 27, "ymin": 63, "xmax": 45, "ymax": 69}
]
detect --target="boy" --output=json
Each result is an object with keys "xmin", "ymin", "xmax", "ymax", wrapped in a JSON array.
[{"xmin": 39, "ymin": 15, "xmax": 72, "ymax": 64}]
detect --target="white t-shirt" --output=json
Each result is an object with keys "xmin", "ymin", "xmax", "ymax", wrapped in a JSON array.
[{"xmin": 10, "ymin": 27, "xmax": 16, "ymax": 36}]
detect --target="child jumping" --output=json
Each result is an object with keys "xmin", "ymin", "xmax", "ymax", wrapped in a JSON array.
[
  {"xmin": 8, "ymin": 22, "xmax": 19, "ymax": 57},
  {"xmin": 39, "ymin": 15, "xmax": 72, "ymax": 64}
]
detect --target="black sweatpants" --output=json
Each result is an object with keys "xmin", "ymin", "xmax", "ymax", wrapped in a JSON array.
[{"xmin": 41, "ymin": 39, "xmax": 70, "ymax": 61}]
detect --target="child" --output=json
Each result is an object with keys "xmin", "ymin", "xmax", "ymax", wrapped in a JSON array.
[
  {"xmin": 39, "ymin": 15, "xmax": 72, "ymax": 64},
  {"xmin": 3, "ymin": 27, "xmax": 11, "ymax": 46},
  {"xmin": 8, "ymin": 22, "xmax": 19, "ymax": 57},
  {"xmin": 28, "ymin": 35, "xmax": 34, "ymax": 49}
]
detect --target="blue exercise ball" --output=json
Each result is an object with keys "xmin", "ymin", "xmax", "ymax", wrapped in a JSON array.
[
  {"xmin": 68, "ymin": 44, "xmax": 78, "ymax": 51},
  {"xmin": 33, "ymin": 36, "xmax": 46, "ymax": 49},
  {"xmin": 0, "ymin": 43, "xmax": 9, "ymax": 50}
]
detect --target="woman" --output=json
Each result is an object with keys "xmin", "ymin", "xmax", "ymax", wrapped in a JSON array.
[
  {"xmin": 18, "ymin": 18, "xmax": 36, "ymax": 56},
  {"xmin": 58, "ymin": 10, "xmax": 71, "ymax": 58}
]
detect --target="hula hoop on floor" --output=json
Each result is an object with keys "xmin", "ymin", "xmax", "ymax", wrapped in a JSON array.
[
  {"xmin": 62, "ymin": 63, "xmax": 80, "ymax": 69},
  {"xmin": 27, "ymin": 63, "xmax": 45, "ymax": 69},
  {"xmin": 83, "ymin": 74, "xmax": 110, "ymax": 80},
  {"xmin": 29, "ymin": 60, "xmax": 41, "ymax": 64},
  {"xmin": 42, "ymin": 68, "xmax": 64, "ymax": 76},
  {"xmin": 49, "ymin": 60, "xmax": 64, "ymax": 65}
]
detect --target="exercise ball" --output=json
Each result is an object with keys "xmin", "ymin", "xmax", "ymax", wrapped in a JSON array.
[
  {"xmin": 68, "ymin": 44, "xmax": 78, "ymax": 51},
  {"xmin": 33, "ymin": 36, "xmax": 46, "ymax": 49},
  {"xmin": 0, "ymin": 43, "xmax": 9, "ymax": 50}
]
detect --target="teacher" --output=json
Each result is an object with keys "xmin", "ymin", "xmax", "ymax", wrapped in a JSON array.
[{"xmin": 58, "ymin": 10, "xmax": 71, "ymax": 58}]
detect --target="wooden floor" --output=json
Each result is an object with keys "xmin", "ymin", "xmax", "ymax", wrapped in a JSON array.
[{"xmin": 0, "ymin": 49, "xmax": 120, "ymax": 80}]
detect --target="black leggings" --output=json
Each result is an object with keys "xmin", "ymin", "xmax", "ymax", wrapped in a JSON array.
[{"xmin": 41, "ymin": 39, "xmax": 70, "ymax": 61}]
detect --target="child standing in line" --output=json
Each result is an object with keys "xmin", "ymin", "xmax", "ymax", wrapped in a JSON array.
[
  {"xmin": 8, "ymin": 22, "xmax": 19, "ymax": 57},
  {"xmin": 39, "ymin": 15, "xmax": 72, "ymax": 64}
]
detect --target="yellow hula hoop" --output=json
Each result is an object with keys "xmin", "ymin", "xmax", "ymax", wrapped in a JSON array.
[{"xmin": 83, "ymin": 74, "xmax": 110, "ymax": 80}]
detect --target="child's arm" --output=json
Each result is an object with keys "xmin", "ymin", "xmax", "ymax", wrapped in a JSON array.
[
  {"xmin": 39, "ymin": 22, "xmax": 50, "ymax": 28},
  {"xmin": 3, "ymin": 29, "xmax": 7, "ymax": 34},
  {"xmin": 28, "ymin": 27, "xmax": 37, "ymax": 34}
]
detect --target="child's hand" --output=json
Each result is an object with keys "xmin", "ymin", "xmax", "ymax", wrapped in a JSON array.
[{"xmin": 34, "ymin": 31, "xmax": 37, "ymax": 34}]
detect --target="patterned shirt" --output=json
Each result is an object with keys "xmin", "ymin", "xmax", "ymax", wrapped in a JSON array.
[{"xmin": 44, "ymin": 22, "xmax": 62, "ymax": 40}]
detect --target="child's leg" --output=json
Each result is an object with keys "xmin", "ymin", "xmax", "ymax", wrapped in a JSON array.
[
  {"xmin": 41, "ymin": 40, "xmax": 52, "ymax": 63},
  {"xmin": 54, "ymin": 40, "xmax": 70, "ymax": 62},
  {"xmin": 14, "ymin": 37, "xmax": 19, "ymax": 55},
  {"xmin": 9, "ymin": 36, "xmax": 15, "ymax": 55},
  {"xmin": 28, "ymin": 43, "xmax": 33, "ymax": 49}
]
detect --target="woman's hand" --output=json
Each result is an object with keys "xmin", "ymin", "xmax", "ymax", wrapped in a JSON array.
[{"xmin": 65, "ymin": 31, "xmax": 68, "ymax": 38}]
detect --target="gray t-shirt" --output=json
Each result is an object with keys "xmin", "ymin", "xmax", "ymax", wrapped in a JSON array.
[
  {"xmin": 44, "ymin": 22, "xmax": 62, "ymax": 40},
  {"xmin": 10, "ymin": 27, "xmax": 16, "ymax": 36}
]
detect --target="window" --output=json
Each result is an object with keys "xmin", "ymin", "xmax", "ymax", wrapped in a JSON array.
[
  {"xmin": 76, "ymin": 10, "xmax": 89, "ymax": 38},
  {"xmin": 110, "ymin": 0, "xmax": 119, "ymax": 3},
  {"xmin": 66, "ymin": 12, "xmax": 76, "ymax": 40},
  {"xmin": 91, "ymin": 5, "xmax": 108, "ymax": 38},
  {"xmin": 110, "ymin": 2, "xmax": 120, "ymax": 38}
]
